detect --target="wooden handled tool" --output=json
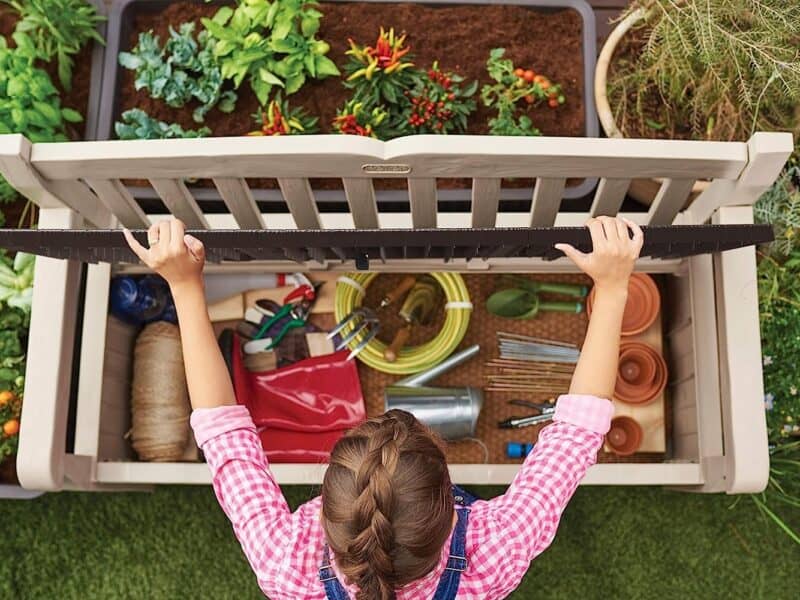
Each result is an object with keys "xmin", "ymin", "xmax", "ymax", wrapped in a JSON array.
[
  {"xmin": 380, "ymin": 276, "xmax": 417, "ymax": 308},
  {"xmin": 384, "ymin": 324, "xmax": 412, "ymax": 362},
  {"xmin": 383, "ymin": 277, "xmax": 441, "ymax": 362}
]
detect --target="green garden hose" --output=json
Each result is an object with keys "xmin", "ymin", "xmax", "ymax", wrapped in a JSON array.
[{"xmin": 334, "ymin": 273, "xmax": 472, "ymax": 374}]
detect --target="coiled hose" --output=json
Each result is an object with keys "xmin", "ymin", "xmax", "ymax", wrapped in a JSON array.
[{"xmin": 333, "ymin": 273, "xmax": 472, "ymax": 374}]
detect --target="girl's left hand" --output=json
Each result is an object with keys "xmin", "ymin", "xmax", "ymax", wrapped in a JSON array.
[{"xmin": 123, "ymin": 219, "xmax": 205, "ymax": 289}]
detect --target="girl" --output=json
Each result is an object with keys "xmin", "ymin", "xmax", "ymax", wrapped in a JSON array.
[{"xmin": 123, "ymin": 215, "xmax": 642, "ymax": 600}]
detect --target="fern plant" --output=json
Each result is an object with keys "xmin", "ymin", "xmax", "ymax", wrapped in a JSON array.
[
  {"xmin": 754, "ymin": 167, "xmax": 800, "ymax": 259},
  {"xmin": 1, "ymin": 0, "xmax": 105, "ymax": 90},
  {"xmin": 609, "ymin": 0, "xmax": 800, "ymax": 141}
]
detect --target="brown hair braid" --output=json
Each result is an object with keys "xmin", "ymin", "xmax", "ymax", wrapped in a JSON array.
[{"xmin": 321, "ymin": 409, "xmax": 454, "ymax": 600}]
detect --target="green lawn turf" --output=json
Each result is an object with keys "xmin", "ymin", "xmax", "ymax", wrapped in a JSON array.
[{"xmin": 2, "ymin": 485, "xmax": 798, "ymax": 599}]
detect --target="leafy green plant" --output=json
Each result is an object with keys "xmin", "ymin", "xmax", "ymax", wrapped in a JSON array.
[
  {"xmin": 332, "ymin": 100, "xmax": 391, "ymax": 139},
  {"xmin": 400, "ymin": 62, "xmax": 477, "ymax": 135},
  {"xmin": 609, "ymin": 1, "xmax": 800, "ymax": 141},
  {"xmin": 119, "ymin": 23, "xmax": 237, "ymax": 123},
  {"xmin": 201, "ymin": 0, "xmax": 339, "ymax": 106},
  {"xmin": 0, "ymin": 386, "xmax": 22, "ymax": 463},
  {"xmin": 247, "ymin": 94, "xmax": 317, "ymax": 135},
  {"xmin": 1, "ymin": 0, "xmax": 105, "ymax": 90},
  {"xmin": 755, "ymin": 167, "xmax": 800, "ymax": 259},
  {"xmin": 482, "ymin": 48, "xmax": 565, "ymax": 136},
  {"xmin": 0, "ymin": 252, "xmax": 34, "ymax": 314},
  {"xmin": 114, "ymin": 109, "xmax": 211, "ymax": 140}
]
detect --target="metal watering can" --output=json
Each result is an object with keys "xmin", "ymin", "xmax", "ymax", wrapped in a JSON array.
[{"xmin": 384, "ymin": 345, "xmax": 482, "ymax": 440}]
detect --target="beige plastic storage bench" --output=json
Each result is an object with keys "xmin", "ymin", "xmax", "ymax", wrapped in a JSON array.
[{"xmin": 0, "ymin": 131, "xmax": 792, "ymax": 494}]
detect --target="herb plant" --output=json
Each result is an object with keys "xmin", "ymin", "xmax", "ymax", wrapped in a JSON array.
[
  {"xmin": 609, "ymin": 1, "xmax": 800, "ymax": 141},
  {"xmin": 332, "ymin": 100, "xmax": 390, "ymax": 139},
  {"xmin": 1, "ymin": 0, "xmax": 105, "ymax": 90},
  {"xmin": 482, "ymin": 48, "xmax": 564, "ymax": 136},
  {"xmin": 343, "ymin": 27, "xmax": 420, "ymax": 108},
  {"xmin": 201, "ymin": 0, "xmax": 339, "ymax": 106},
  {"xmin": 119, "ymin": 23, "xmax": 237, "ymax": 123},
  {"xmin": 115, "ymin": 109, "xmax": 211, "ymax": 140},
  {"xmin": 247, "ymin": 94, "xmax": 317, "ymax": 135},
  {"xmin": 402, "ymin": 62, "xmax": 477, "ymax": 135}
]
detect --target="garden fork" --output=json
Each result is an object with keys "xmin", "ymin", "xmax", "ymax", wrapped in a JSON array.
[{"xmin": 327, "ymin": 307, "xmax": 381, "ymax": 360}]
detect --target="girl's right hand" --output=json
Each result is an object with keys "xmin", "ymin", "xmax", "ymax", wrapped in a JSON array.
[
  {"xmin": 555, "ymin": 216, "xmax": 643, "ymax": 292},
  {"xmin": 123, "ymin": 219, "xmax": 206, "ymax": 290}
]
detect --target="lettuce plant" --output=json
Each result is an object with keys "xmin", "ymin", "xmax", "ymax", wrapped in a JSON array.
[
  {"xmin": 202, "ymin": 0, "xmax": 339, "ymax": 105},
  {"xmin": 119, "ymin": 23, "xmax": 237, "ymax": 123}
]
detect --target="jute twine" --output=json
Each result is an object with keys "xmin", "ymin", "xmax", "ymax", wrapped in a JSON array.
[{"xmin": 130, "ymin": 322, "xmax": 190, "ymax": 462}]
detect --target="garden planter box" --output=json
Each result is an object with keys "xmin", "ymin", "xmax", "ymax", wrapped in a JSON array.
[
  {"xmin": 97, "ymin": 0, "xmax": 598, "ymax": 205},
  {"xmin": 0, "ymin": 128, "xmax": 792, "ymax": 494}
]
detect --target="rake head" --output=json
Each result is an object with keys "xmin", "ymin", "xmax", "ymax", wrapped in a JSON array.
[{"xmin": 327, "ymin": 307, "xmax": 381, "ymax": 360}]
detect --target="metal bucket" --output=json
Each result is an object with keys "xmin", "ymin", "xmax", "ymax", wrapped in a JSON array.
[{"xmin": 384, "ymin": 385, "xmax": 483, "ymax": 440}]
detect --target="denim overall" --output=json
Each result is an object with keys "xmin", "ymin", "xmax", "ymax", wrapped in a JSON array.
[{"xmin": 319, "ymin": 485, "xmax": 478, "ymax": 600}]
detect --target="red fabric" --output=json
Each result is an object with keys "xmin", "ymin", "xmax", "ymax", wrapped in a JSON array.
[{"xmin": 230, "ymin": 333, "xmax": 365, "ymax": 462}]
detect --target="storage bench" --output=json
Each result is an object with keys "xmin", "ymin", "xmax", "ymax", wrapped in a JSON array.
[{"xmin": 0, "ymin": 131, "xmax": 793, "ymax": 494}]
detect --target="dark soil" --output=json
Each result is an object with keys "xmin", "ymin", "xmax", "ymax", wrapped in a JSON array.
[
  {"xmin": 120, "ymin": 2, "xmax": 585, "ymax": 138},
  {"xmin": 0, "ymin": 5, "xmax": 95, "ymax": 140},
  {"xmin": 606, "ymin": 25, "xmax": 695, "ymax": 141},
  {"xmin": 116, "ymin": 2, "xmax": 587, "ymax": 193}
]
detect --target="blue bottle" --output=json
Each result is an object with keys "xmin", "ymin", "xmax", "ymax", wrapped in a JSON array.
[
  {"xmin": 506, "ymin": 442, "xmax": 535, "ymax": 459},
  {"xmin": 110, "ymin": 275, "xmax": 177, "ymax": 325}
]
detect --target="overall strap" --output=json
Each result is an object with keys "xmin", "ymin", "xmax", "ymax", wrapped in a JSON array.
[
  {"xmin": 319, "ymin": 544, "xmax": 350, "ymax": 600},
  {"xmin": 431, "ymin": 497, "xmax": 472, "ymax": 599}
]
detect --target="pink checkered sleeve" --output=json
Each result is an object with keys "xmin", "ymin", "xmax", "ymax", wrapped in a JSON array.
[
  {"xmin": 473, "ymin": 394, "xmax": 613, "ymax": 597},
  {"xmin": 190, "ymin": 405, "xmax": 315, "ymax": 599}
]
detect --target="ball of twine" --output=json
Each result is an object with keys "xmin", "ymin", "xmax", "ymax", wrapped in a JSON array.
[{"xmin": 130, "ymin": 322, "xmax": 190, "ymax": 462}]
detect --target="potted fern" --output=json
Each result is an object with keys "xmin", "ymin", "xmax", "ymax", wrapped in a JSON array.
[{"xmin": 595, "ymin": 0, "xmax": 800, "ymax": 206}]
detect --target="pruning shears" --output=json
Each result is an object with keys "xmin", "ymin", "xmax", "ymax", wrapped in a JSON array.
[
  {"xmin": 497, "ymin": 399, "xmax": 556, "ymax": 429},
  {"xmin": 253, "ymin": 282, "xmax": 322, "ymax": 348}
]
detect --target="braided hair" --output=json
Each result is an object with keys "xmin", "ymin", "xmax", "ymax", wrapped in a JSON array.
[{"xmin": 321, "ymin": 409, "xmax": 454, "ymax": 600}]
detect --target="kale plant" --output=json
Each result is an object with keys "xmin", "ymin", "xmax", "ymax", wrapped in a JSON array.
[
  {"xmin": 115, "ymin": 109, "xmax": 211, "ymax": 140},
  {"xmin": 119, "ymin": 23, "xmax": 237, "ymax": 123}
]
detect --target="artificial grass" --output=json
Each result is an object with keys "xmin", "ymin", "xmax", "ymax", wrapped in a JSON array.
[{"xmin": 1, "ymin": 485, "xmax": 798, "ymax": 599}]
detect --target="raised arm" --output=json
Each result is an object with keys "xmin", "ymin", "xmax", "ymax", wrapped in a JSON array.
[
  {"xmin": 124, "ymin": 219, "xmax": 234, "ymax": 409},
  {"xmin": 123, "ymin": 220, "xmax": 301, "ymax": 597},
  {"xmin": 480, "ymin": 217, "xmax": 643, "ymax": 596}
]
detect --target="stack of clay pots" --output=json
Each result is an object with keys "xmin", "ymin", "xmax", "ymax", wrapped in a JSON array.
[{"xmin": 588, "ymin": 273, "xmax": 667, "ymax": 456}]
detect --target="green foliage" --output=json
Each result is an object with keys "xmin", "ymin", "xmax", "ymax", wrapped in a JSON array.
[
  {"xmin": 114, "ymin": 109, "xmax": 211, "ymax": 140},
  {"xmin": 747, "ymin": 441, "xmax": 800, "ymax": 545},
  {"xmin": 400, "ymin": 62, "xmax": 477, "ymax": 135},
  {"xmin": 1, "ymin": 0, "xmax": 105, "ymax": 90},
  {"xmin": 754, "ymin": 167, "xmax": 800, "ymax": 259},
  {"xmin": 248, "ymin": 94, "xmax": 317, "ymax": 135},
  {"xmin": 119, "ymin": 23, "xmax": 237, "ymax": 123},
  {"xmin": 482, "ymin": 48, "xmax": 564, "ymax": 136},
  {"xmin": 201, "ymin": 0, "xmax": 339, "ymax": 106},
  {"xmin": 610, "ymin": 1, "xmax": 800, "ymax": 141}
]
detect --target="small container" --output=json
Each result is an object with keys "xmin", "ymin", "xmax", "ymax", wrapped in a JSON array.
[
  {"xmin": 587, "ymin": 273, "xmax": 660, "ymax": 336},
  {"xmin": 606, "ymin": 416, "xmax": 643, "ymax": 456},
  {"xmin": 506, "ymin": 442, "xmax": 535, "ymax": 459},
  {"xmin": 615, "ymin": 342, "xmax": 667, "ymax": 405},
  {"xmin": 384, "ymin": 385, "xmax": 483, "ymax": 440},
  {"xmin": 110, "ymin": 275, "xmax": 177, "ymax": 325}
]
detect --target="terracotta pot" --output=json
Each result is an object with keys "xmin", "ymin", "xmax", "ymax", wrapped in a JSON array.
[
  {"xmin": 594, "ymin": 7, "xmax": 708, "ymax": 209},
  {"xmin": 587, "ymin": 273, "xmax": 660, "ymax": 336},
  {"xmin": 606, "ymin": 416, "xmax": 643, "ymax": 456},
  {"xmin": 615, "ymin": 342, "xmax": 667, "ymax": 405}
]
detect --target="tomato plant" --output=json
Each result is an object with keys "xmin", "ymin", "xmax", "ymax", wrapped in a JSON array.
[
  {"xmin": 481, "ymin": 48, "xmax": 565, "ymax": 136},
  {"xmin": 247, "ymin": 94, "xmax": 318, "ymax": 135},
  {"xmin": 400, "ymin": 62, "xmax": 477, "ymax": 135}
]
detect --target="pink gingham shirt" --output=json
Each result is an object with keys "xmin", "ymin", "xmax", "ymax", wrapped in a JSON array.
[{"xmin": 191, "ymin": 394, "xmax": 614, "ymax": 599}]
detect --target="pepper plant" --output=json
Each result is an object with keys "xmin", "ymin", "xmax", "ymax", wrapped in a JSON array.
[
  {"xmin": 119, "ymin": 23, "xmax": 237, "ymax": 123},
  {"xmin": 1, "ymin": 0, "xmax": 105, "ymax": 90},
  {"xmin": 481, "ymin": 48, "xmax": 564, "ymax": 136},
  {"xmin": 201, "ymin": 0, "xmax": 339, "ymax": 106},
  {"xmin": 115, "ymin": 109, "xmax": 211, "ymax": 140},
  {"xmin": 247, "ymin": 94, "xmax": 318, "ymax": 135},
  {"xmin": 332, "ymin": 100, "xmax": 391, "ymax": 139},
  {"xmin": 343, "ymin": 27, "xmax": 420, "ymax": 108},
  {"xmin": 401, "ymin": 62, "xmax": 477, "ymax": 135}
]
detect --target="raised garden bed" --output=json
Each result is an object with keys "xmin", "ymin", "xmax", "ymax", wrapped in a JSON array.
[{"xmin": 98, "ymin": 0, "xmax": 598, "ymax": 206}]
